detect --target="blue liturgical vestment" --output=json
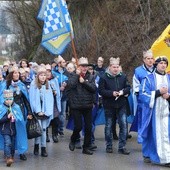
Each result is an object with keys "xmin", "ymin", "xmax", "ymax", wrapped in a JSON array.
[{"xmin": 139, "ymin": 72, "xmax": 170, "ymax": 164}]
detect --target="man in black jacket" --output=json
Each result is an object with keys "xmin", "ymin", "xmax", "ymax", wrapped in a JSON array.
[
  {"xmin": 98, "ymin": 57, "xmax": 131, "ymax": 155},
  {"xmin": 67, "ymin": 57, "xmax": 96, "ymax": 155}
]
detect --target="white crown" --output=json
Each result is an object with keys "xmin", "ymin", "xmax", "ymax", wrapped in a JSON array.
[
  {"xmin": 109, "ymin": 57, "xmax": 120, "ymax": 65},
  {"xmin": 19, "ymin": 68, "xmax": 25, "ymax": 74},
  {"xmin": 45, "ymin": 64, "xmax": 52, "ymax": 70},
  {"xmin": 3, "ymin": 90, "xmax": 13, "ymax": 98},
  {"xmin": 98, "ymin": 57, "xmax": 104, "ymax": 62},
  {"xmin": 3, "ymin": 61, "xmax": 10, "ymax": 66},
  {"xmin": 78, "ymin": 57, "xmax": 88, "ymax": 65},
  {"xmin": 8, "ymin": 66, "xmax": 19, "ymax": 73},
  {"xmin": 54, "ymin": 55, "xmax": 64, "ymax": 64}
]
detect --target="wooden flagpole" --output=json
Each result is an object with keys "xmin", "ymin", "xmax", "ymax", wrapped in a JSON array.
[{"xmin": 70, "ymin": 33, "xmax": 79, "ymax": 66}]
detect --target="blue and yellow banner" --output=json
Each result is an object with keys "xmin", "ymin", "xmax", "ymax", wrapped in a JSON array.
[
  {"xmin": 37, "ymin": 0, "xmax": 73, "ymax": 55},
  {"xmin": 151, "ymin": 24, "xmax": 170, "ymax": 71}
]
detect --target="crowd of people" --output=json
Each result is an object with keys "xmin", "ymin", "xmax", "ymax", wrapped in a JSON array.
[{"xmin": 0, "ymin": 52, "xmax": 169, "ymax": 167}]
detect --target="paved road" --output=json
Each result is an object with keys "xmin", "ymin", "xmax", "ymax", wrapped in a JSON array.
[{"xmin": 0, "ymin": 125, "xmax": 169, "ymax": 170}]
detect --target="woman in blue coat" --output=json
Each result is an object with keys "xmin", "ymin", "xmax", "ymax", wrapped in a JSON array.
[{"xmin": 29, "ymin": 66, "xmax": 54, "ymax": 157}]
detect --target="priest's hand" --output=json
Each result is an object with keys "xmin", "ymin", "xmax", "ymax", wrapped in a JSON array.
[
  {"xmin": 162, "ymin": 93, "xmax": 169, "ymax": 99},
  {"xmin": 160, "ymin": 87, "xmax": 168, "ymax": 95}
]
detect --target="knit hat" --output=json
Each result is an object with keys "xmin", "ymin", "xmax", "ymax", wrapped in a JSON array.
[
  {"xmin": 37, "ymin": 66, "xmax": 46, "ymax": 75},
  {"xmin": 155, "ymin": 56, "xmax": 168, "ymax": 66}
]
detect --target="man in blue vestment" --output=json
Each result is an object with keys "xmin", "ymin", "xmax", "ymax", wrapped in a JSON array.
[{"xmin": 131, "ymin": 49, "xmax": 155, "ymax": 143}]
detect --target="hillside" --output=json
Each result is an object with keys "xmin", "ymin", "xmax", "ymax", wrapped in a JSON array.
[
  {"xmin": 3, "ymin": 0, "xmax": 170, "ymax": 80},
  {"xmin": 66, "ymin": 0, "xmax": 170, "ymax": 79}
]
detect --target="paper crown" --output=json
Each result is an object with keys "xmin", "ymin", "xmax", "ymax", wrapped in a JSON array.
[
  {"xmin": 24, "ymin": 67, "xmax": 30, "ymax": 73},
  {"xmin": 3, "ymin": 90, "xmax": 13, "ymax": 98},
  {"xmin": 8, "ymin": 66, "xmax": 19, "ymax": 73},
  {"xmin": 109, "ymin": 57, "xmax": 120, "ymax": 65},
  {"xmin": 71, "ymin": 57, "xmax": 76, "ymax": 63},
  {"xmin": 3, "ymin": 61, "xmax": 10, "ymax": 67},
  {"xmin": 143, "ymin": 49, "xmax": 153, "ymax": 59},
  {"xmin": 37, "ymin": 66, "xmax": 46, "ymax": 74},
  {"xmin": 54, "ymin": 55, "xmax": 64, "ymax": 64},
  {"xmin": 19, "ymin": 68, "xmax": 25, "ymax": 74},
  {"xmin": 45, "ymin": 64, "xmax": 52, "ymax": 70},
  {"xmin": 66, "ymin": 63, "xmax": 75, "ymax": 70},
  {"xmin": 98, "ymin": 57, "xmax": 104, "ymax": 62},
  {"xmin": 78, "ymin": 57, "xmax": 88, "ymax": 66}
]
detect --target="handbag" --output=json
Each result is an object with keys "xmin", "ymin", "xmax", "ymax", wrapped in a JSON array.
[
  {"xmin": 34, "ymin": 114, "xmax": 49, "ymax": 120},
  {"xmin": 26, "ymin": 114, "xmax": 42, "ymax": 139}
]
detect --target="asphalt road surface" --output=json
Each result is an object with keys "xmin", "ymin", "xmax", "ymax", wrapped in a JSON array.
[{"xmin": 0, "ymin": 125, "xmax": 169, "ymax": 170}]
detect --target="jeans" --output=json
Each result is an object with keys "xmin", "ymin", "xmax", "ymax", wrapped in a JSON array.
[
  {"xmin": 3, "ymin": 134, "xmax": 16, "ymax": 158},
  {"xmin": 58, "ymin": 100, "xmax": 67, "ymax": 133},
  {"xmin": 104, "ymin": 105, "xmax": 127, "ymax": 149},
  {"xmin": 35, "ymin": 119, "xmax": 48, "ymax": 147}
]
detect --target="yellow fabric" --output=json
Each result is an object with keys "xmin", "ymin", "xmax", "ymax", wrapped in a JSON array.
[
  {"xmin": 151, "ymin": 24, "xmax": 170, "ymax": 71},
  {"xmin": 41, "ymin": 21, "xmax": 74, "ymax": 55},
  {"xmin": 48, "ymin": 32, "xmax": 70, "ymax": 48}
]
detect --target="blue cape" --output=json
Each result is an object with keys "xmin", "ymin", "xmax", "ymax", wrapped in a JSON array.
[{"xmin": 0, "ymin": 103, "xmax": 28, "ymax": 154}]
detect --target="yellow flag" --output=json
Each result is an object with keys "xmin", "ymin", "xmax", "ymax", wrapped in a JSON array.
[{"xmin": 151, "ymin": 24, "xmax": 170, "ymax": 71}]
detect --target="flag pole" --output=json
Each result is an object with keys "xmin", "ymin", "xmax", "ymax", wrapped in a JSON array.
[{"xmin": 70, "ymin": 33, "xmax": 79, "ymax": 66}]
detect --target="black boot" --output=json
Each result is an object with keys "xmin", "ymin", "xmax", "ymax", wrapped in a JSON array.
[
  {"xmin": 19, "ymin": 154, "xmax": 27, "ymax": 160},
  {"xmin": 46, "ymin": 128, "xmax": 50, "ymax": 142},
  {"xmin": 34, "ymin": 144, "xmax": 39, "ymax": 155},
  {"xmin": 82, "ymin": 148, "xmax": 93, "ymax": 155},
  {"xmin": 51, "ymin": 118, "xmax": 59, "ymax": 143},
  {"xmin": 41, "ymin": 147, "xmax": 48, "ymax": 157},
  {"xmin": 52, "ymin": 134, "xmax": 59, "ymax": 143}
]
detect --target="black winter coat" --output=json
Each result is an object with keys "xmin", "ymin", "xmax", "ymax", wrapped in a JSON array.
[
  {"xmin": 13, "ymin": 91, "xmax": 32, "ymax": 120},
  {"xmin": 66, "ymin": 71, "xmax": 96, "ymax": 109},
  {"xmin": 98, "ymin": 71, "xmax": 131, "ymax": 109}
]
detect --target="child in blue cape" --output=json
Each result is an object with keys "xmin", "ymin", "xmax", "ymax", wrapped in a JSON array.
[{"xmin": 0, "ymin": 90, "xmax": 28, "ymax": 167}]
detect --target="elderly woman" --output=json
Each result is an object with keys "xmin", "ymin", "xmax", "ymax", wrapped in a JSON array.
[{"xmin": 29, "ymin": 66, "xmax": 54, "ymax": 157}]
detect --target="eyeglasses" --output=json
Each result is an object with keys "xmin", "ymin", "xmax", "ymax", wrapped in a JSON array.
[{"xmin": 5, "ymin": 98, "xmax": 14, "ymax": 101}]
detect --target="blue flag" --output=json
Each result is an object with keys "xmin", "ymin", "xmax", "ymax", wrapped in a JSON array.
[{"xmin": 37, "ymin": 0, "xmax": 73, "ymax": 55}]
